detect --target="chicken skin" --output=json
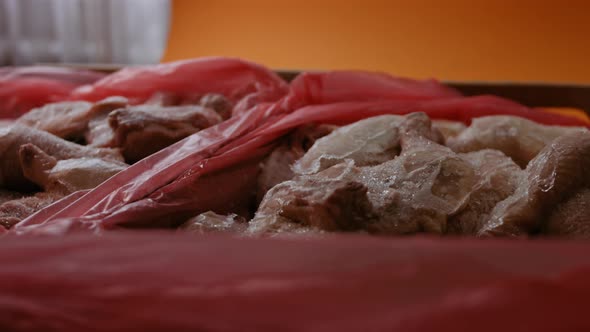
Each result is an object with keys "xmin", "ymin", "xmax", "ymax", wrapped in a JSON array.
[
  {"xmin": 0, "ymin": 125, "xmax": 123, "ymax": 190},
  {"xmin": 447, "ymin": 116, "xmax": 588, "ymax": 168}
]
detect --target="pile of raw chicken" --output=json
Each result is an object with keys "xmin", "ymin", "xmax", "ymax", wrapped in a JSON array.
[
  {"xmin": 252, "ymin": 113, "xmax": 590, "ymax": 238},
  {"xmin": 1, "ymin": 58, "xmax": 589, "ymax": 239},
  {"xmin": 0, "ymin": 93, "xmax": 230, "ymax": 230}
]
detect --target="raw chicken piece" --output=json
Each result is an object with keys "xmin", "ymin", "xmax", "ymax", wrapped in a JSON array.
[
  {"xmin": 146, "ymin": 93, "xmax": 233, "ymax": 119},
  {"xmin": 447, "ymin": 150, "xmax": 523, "ymax": 235},
  {"xmin": 84, "ymin": 96, "xmax": 129, "ymax": 147},
  {"xmin": 19, "ymin": 143, "xmax": 127, "ymax": 194},
  {"xmin": 16, "ymin": 97, "xmax": 128, "ymax": 143},
  {"xmin": 256, "ymin": 144, "xmax": 299, "ymax": 203},
  {"xmin": 0, "ymin": 192, "xmax": 63, "ymax": 229},
  {"xmin": 257, "ymin": 124, "xmax": 336, "ymax": 202},
  {"xmin": 480, "ymin": 131, "xmax": 590, "ymax": 236},
  {"xmin": 198, "ymin": 93, "xmax": 233, "ymax": 120},
  {"xmin": 447, "ymin": 116, "xmax": 588, "ymax": 168},
  {"xmin": 16, "ymin": 101, "xmax": 92, "ymax": 139},
  {"xmin": 108, "ymin": 105, "xmax": 223, "ymax": 163},
  {"xmin": 293, "ymin": 115, "xmax": 406, "ymax": 175},
  {"xmin": 253, "ymin": 113, "xmax": 477, "ymax": 236},
  {"xmin": 0, "ymin": 124, "xmax": 123, "ymax": 190},
  {"xmin": 543, "ymin": 188, "xmax": 590, "ymax": 239},
  {"xmin": 180, "ymin": 211, "xmax": 247, "ymax": 234},
  {"xmin": 432, "ymin": 120, "xmax": 466, "ymax": 143},
  {"xmin": 250, "ymin": 161, "xmax": 373, "ymax": 236},
  {"xmin": 359, "ymin": 114, "xmax": 477, "ymax": 234}
]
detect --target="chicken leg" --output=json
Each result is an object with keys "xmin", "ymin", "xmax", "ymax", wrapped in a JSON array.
[{"xmin": 0, "ymin": 124, "xmax": 123, "ymax": 190}]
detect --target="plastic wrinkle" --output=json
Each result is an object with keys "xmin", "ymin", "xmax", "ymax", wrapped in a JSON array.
[{"xmin": 69, "ymin": 57, "xmax": 289, "ymax": 106}]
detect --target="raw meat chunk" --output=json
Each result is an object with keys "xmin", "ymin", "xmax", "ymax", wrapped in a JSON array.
[
  {"xmin": 84, "ymin": 96, "xmax": 129, "ymax": 146},
  {"xmin": 432, "ymin": 120, "xmax": 466, "ymax": 143},
  {"xmin": 253, "ymin": 113, "xmax": 476, "ymax": 236},
  {"xmin": 108, "ymin": 105, "xmax": 223, "ymax": 163},
  {"xmin": 19, "ymin": 143, "xmax": 127, "ymax": 194},
  {"xmin": 480, "ymin": 131, "xmax": 590, "ymax": 236},
  {"xmin": 448, "ymin": 150, "xmax": 523, "ymax": 235},
  {"xmin": 0, "ymin": 192, "xmax": 63, "ymax": 229},
  {"xmin": 0, "ymin": 125, "xmax": 123, "ymax": 190},
  {"xmin": 250, "ymin": 161, "xmax": 375, "ymax": 236},
  {"xmin": 447, "ymin": 116, "xmax": 588, "ymax": 168},
  {"xmin": 294, "ymin": 115, "xmax": 408, "ymax": 175},
  {"xmin": 16, "ymin": 101, "xmax": 93, "ymax": 139},
  {"xmin": 180, "ymin": 211, "xmax": 247, "ymax": 234},
  {"xmin": 257, "ymin": 124, "xmax": 336, "ymax": 201},
  {"xmin": 543, "ymin": 188, "xmax": 590, "ymax": 239}
]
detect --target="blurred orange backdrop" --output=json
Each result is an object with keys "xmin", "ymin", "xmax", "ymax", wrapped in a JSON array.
[{"xmin": 163, "ymin": 0, "xmax": 590, "ymax": 83}]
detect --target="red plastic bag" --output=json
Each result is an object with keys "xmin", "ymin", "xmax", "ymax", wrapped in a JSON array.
[
  {"xmin": 1, "ymin": 231, "xmax": 590, "ymax": 331},
  {"xmin": 0, "ymin": 67, "xmax": 106, "ymax": 118},
  {"xmin": 284, "ymin": 71, "xmax": 461, "ymax": 107},
  {"xmin": 233, "ymin": 71, "xmax": 462, "ymax": 116},
  {"xmin": 70, "ymin": 57, "xmax": 289, "ymax": 114}
]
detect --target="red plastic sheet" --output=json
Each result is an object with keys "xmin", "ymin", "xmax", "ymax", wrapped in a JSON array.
[
  {"xmin": 0, "ymin": 67, "xmax": 106, "ymax": 118},
  {"xmin": 1, "ymin": 232, "xmax": 589, "ymax": 331},
  {"xmin": 282, "ymin": 71, "xmax": 461, "ymax": 108},
  {"xmin": 69, "ymin": 57, "xmax": 289, "ymax": 114}
]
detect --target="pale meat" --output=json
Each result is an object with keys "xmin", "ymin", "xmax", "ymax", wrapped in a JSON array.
[
  {"xmin": 180, "ymin": 211, "xmax": 247, "ymax": 234},
  {"xmin": 145, "ymin": 92, "xmax": 233, "ymax": 120},
  {"xmin": 16, "ymin": 101, "xmax": 93, "ymax": 140},
  {"xmin": 84, "ymin": 96, "xmax": 129, "ymax": 147},
  {"xmin": 249, "ymin": 161, "xmax": 373, "ymax": 236},
  {"xmin": 252, "ymin": 113, "xmax": 477, "ymax": 236},
  {"xmin": 480, "ymin": 131, "xmax": 590, "ymax": 236},
  {"xmin": 256, "ymin": 144, "xmax": 299, "ymax": 203},
  {"xmin": 432, "ymin": 120, "xmax": 466, "ymax": 143},
  {"xmin": 257, "ymin": 124, "xmax": 336, "ymax": 202},
  {"xmin": 19, "ymin": 143, "xmax": 127, "ymax": 194},
  {"xmin": 293, "ymin": 115, "xmax": 405, "ymax": 175},
  {"xmin": 447, "ymin": 149, "xmax": 523, "ymax": 235},
  {"xmin": 543, "ymin": 188, "xmax": 590, "ymax": 239},
  {"xmin": 0, "ymin": 192, "xmax": 63, "ymax": 229},
  {"xmin": 359, "ymin": 114, "xmax": 477, "ymax": 234},
  {"xmin": 108, "ymin": 105, "xmax": 223, "ymax": 163},
  {"xmin": 198, "ymin": 93, "xmax": 233, "ymax": 120},
  {"xmin": 0, "ymin": 124, "xmax": 123, "ymax": 190},
  {"xmin": 447, "ymin": 116, "xmax": 588, "ymax": 168}
]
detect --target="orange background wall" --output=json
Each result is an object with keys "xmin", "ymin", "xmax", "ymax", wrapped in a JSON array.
[{"xmin": 163, "ymin": 0, "xmax": 590, "ymax": 83}]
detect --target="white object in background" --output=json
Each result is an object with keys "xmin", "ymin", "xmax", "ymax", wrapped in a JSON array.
[{"xmin": 0, "ymin": 0, "xmax": 170, "ymax": 65}]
